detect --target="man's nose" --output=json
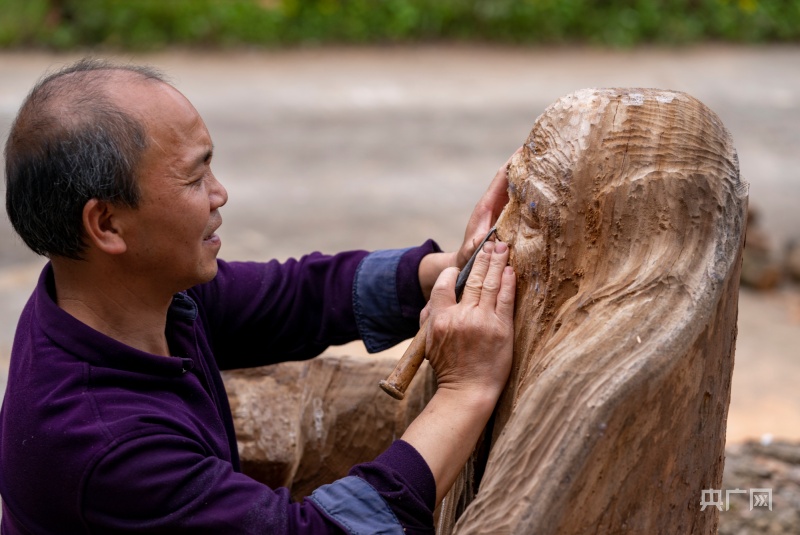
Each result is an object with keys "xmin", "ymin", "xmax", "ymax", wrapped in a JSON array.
[{"xmin": 209, "ymin": 171, "xmax": 228, "ymax": 210}]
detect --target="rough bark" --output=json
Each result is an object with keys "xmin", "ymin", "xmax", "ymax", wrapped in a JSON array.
[
  {"xmin": 445, "ymin": 88, "xmax": 747, "ymax": 534},
  {"xmin": 222, "ymin": 355, "xmax": 435, "ymax": 500}
]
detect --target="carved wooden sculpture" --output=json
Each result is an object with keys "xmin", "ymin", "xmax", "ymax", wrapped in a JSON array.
[
  {"xmin": 441, "ymin": 88, "xmax": 747, "ymax": 534},
  {"xmin": 224, "ymin": 88, "xmax": 746, "ymax": 534}
]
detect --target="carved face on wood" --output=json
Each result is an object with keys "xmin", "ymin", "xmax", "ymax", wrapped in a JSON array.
[
  {"xmin": 492, "ymin": 87, "xmax": 745, "ymax": 435},
  {"xmin": 442, "ymin": 88, "xmax": 746, "ymax": 534}
]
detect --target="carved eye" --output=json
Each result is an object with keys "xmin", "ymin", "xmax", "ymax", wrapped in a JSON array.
[{"xmin": 519, "ymin": 200, "xmax": 542, "ymax": 238}]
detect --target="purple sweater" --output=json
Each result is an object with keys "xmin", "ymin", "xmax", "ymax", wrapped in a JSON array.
[{"xmin": 0, "ymin": 244, "xmax": 439, "ymax": 534}]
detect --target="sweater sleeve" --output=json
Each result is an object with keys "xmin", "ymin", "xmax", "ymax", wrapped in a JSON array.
[
  {"xmin": 82, "ymin": 435, "xmax": 435, "ymax": 534},
  {"xmin": 352, "ymin": 239, "xmax": 442, "ymax": 352},
  {"xmin": 192, "ymin": 240, "xmax": 440, "ymax": 369},
  {"xmin": 347, "ymin": 440, "xmax": 437, "ymax": 534}
]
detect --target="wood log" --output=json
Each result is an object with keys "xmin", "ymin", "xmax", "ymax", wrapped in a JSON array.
[
  {"xmin": 443, "ymin": 88, "xmax": 748, "ymax": 534},
  {"xmin": 222, "ymin": 355, "xmax": 435, "ymax": 500}
]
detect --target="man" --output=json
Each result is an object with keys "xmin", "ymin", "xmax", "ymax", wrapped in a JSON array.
[{"xmin": 0, "ymin": 59, "xmax": 516, "ymax": 534}]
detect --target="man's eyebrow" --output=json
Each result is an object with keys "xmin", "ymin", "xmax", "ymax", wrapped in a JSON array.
[{"xmin": 189, "ymin": 145, "xmax": 214, "ymax": 171}]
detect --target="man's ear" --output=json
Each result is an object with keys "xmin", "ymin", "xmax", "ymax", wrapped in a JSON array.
[{"xmin": 82, "ymin": 199, "xmax": 127, "ymax": 255}]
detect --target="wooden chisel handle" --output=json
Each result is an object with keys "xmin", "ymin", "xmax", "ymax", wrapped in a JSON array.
[
  {"xmin": 379, "ymin": 227, "xmax": 498, "ymax": 400},
  {"xmin": 379, "ymin": 320, "xmax": 429, "ymax": 400}
]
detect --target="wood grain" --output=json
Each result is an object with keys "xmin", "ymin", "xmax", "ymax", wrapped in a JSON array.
[{"xmin": 445, "ymin": 88, "xmax": 747, "ymax": 534}]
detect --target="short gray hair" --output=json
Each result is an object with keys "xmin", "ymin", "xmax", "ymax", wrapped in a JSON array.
[{"xmin": 4, "ymin": 58, "xmax": 167, "ymax": 259}]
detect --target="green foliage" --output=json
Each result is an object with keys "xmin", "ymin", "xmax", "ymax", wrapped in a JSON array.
[{"xmin": 0, "ymin": 0, "xmax": 798, "ymax": 49}]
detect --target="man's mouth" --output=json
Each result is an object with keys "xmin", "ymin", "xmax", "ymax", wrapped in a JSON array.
[{"xmin": 203, "ymin": 219, "xmax": 222, "ymax": 242}]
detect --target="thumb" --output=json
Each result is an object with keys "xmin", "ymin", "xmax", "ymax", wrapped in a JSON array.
[{"xmin": 428, "ymin": 266, "xmax": 459, "ymax": 310}]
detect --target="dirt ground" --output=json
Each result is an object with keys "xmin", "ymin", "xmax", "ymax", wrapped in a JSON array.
[{"xmin": 0, "ymin": 45, "xmax": 798, "ymax": 445}]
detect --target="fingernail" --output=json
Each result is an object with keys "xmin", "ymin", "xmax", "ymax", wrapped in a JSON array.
[
  {"xmin": 495, "ymin": 242, "xmax": 507, "ymax": 253},
  {"xmin": 483, "ymin": 241, "xmax": 493, "ymax": 253}
]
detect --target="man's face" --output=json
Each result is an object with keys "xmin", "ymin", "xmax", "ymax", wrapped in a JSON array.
[{"xmin": 113, "ymin": 79, "xmax": 228, "ymax": 295}]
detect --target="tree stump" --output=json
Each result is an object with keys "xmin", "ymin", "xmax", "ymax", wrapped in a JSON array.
[
  {"xmin": 443, "ymin": 88, "xmax": 747, "ymax": 534},
  {"xmin": 222, "ymin": 355, "xmax": 435, "ymax": 500}
]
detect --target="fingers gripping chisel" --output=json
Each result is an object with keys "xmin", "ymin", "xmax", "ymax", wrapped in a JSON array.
[{"xmin": 379, "ymin": 227, "xmax": 498, "ymax": 400}]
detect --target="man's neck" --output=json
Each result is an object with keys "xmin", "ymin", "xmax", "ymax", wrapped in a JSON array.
[{"xmin": 50, "ymin": 258, "xmax": 173, "ymax": 357}]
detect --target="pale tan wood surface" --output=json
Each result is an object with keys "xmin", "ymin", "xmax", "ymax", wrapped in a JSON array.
[{"xmin": 445, "ymin": 88, "xmax": 747, "ymax": 534}]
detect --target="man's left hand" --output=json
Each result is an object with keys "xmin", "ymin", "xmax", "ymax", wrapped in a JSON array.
[{"xmin": 418, "ymin": 146, "xmax": 522, "ymax": 301}]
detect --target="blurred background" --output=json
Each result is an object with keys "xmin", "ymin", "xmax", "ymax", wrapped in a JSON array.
[{"xmin": 0, "ymin": 0, "xmax": 799, "ymax": 529}]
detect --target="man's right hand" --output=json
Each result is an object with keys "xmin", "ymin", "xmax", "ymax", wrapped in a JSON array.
[
  {"xmin": 422, "ymin": 240, "xmax": 515, "ymax": 399},
  {"xmin": 401, "ymin": 240, "xmax": 515, "ymax": 504}
]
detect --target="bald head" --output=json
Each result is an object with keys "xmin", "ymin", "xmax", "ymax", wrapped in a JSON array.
[{"xmin": 5, "ymin": 59, "xmax": 168, "ymax": 259}]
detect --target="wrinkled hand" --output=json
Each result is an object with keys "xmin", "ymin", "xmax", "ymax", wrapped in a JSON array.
[
  {"xmin": 454, "ymin": 147, "xmax": 522, "ymax": 269},
  {"xmin": 422, "ymin": 240, "xmax": 516, "ymax": 397},
  {"xmin": 401, "ymin": 240, "xmax": 516, "ymax": 503}
]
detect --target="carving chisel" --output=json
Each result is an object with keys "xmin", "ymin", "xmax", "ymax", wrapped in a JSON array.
[{"xmin": 379, "ymin": 227, "xmax": 498, "ymax": 400}]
